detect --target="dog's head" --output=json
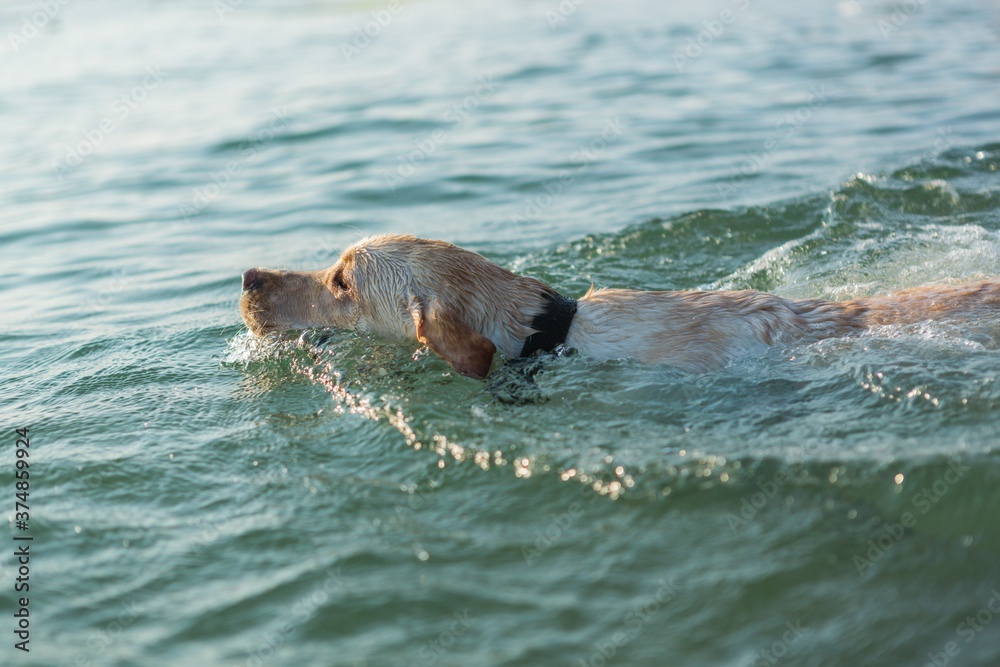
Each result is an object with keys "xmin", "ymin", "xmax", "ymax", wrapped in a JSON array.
[{"xmin": 239, "ymin": 234, "xmax": 544, "ymax": 378}]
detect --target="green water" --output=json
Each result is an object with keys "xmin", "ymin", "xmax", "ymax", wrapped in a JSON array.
[{"xmin": 3, "ymin": 0, "xmax": 1000, "ymax": 665}]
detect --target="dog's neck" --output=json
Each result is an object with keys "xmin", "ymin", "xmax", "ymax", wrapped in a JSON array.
[{"xmin": 519, "ymin": 292, "xmax": 578, "ymax": 357}]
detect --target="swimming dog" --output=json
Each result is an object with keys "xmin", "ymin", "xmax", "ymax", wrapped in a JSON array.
[{"xmin": 240, "ymin": 234, "xmax": 999, "ymax": 378}]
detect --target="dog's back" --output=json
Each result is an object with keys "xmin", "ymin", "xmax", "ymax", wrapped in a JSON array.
[{"xmin": 567, "ymin": 281, "xmax": 1000, "ymax": 372}]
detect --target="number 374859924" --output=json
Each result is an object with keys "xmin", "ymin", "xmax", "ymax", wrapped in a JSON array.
[{"xmin": 15, "ymin": 428, "xmax": 30, "ymax": 524}]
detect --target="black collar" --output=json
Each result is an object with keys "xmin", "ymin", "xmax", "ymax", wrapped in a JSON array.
[{"xmin": 519, "ymin": 292, "xmax": 578, "ymax": 357}]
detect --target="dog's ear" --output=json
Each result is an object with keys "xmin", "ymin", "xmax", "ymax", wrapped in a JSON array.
[{"xmin": 409, "ymin": 297, "xmax": 495, "ymax": 379}]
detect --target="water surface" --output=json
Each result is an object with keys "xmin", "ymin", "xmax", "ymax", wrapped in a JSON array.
[{"xmin": 2, "ymin": 0, "xmax": 1000, "ymax": 665}]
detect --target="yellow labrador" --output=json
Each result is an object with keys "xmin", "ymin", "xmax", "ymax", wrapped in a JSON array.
[{"xmin": 240, "ymin": 234, "xmax": 999, "ymax": 379}]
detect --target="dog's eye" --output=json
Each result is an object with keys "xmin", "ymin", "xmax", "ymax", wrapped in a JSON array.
[{"xmin": 331, "ymin": 269, "xmax": 349, "ymax": 291}]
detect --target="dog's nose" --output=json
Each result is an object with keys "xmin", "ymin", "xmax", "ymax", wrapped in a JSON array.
[{"xmin": 242, "ymin": 268, "xmax": 263, "ymax": 292}]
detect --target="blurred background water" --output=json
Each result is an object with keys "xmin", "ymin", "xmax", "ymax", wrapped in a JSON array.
[{"xmin": 2, "ymin": 0, "xmax": 1000, "ymax": 665}]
